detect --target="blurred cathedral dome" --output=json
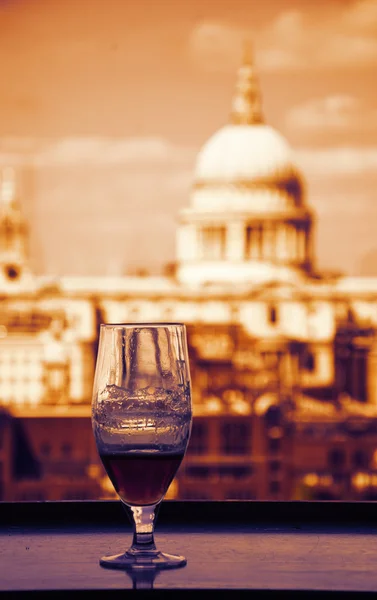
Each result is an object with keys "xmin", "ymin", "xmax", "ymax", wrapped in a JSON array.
[
  {"xmin": 176, "ymin": 43, "xmax": 314, "ymax": 285},
  {"xmin": 192, "ymin": 45, "xmax": 304, "ymax": 211},
  {"xmin": 195, "ymin": 124, "xmax": 302, "ymax": 192}
]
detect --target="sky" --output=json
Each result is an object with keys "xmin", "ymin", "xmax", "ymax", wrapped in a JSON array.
[{"xmin": 0, "ymin": 0, "xmax": 376, "ymax": 276}]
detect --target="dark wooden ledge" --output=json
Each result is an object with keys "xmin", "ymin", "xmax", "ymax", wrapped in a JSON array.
[{"xmin": 1, "ymin": 500, "xmax": 377, "ymax": 598}]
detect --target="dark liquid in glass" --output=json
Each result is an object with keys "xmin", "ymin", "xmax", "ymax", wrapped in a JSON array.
[{"xmin": 100, "ymin": 452, "xmax": 184, "ymax": 506}]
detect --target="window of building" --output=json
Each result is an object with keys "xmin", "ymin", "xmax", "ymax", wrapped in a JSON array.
[
  {"xmin": 61, "ymin": 443, "xmax": 72, "ymax": 457},
  {"xmin": 352, "ymin": 450, "xmax": 369, "ymax": 469},
  {"xmin": 268, "ymin": 460, "xmax": 282, "ymax": 473},
  {"xmin": 220, "ymin": 422, "xmax": 251, "ymax": 455},
  {"xmin": 40, "ymin": 442, "xmax": 52, "ymax": 457},
  {"xmin": 187, "ymin": 422, "xmax": 208, "ymax": 455},
  {"xmin": 218, "ymin": 465, "xmax": 252, "ymax": 479},
  {"xmin": 200, "ymin": 226, "xmax": 227, "ymax": 260},
  {"xmin": 185, "ymin": 466, "xmax": 212, "ymax": 479},
  {"xmin": 332, "ymin": 472, "xmax": 344, "ymax": 484},
  {"xmin": 5, "ymin": 265, "xmax": 20, "ymax": 280},
  {"xmin": 269, "ymin": 481, "xmax": 281, "ymax": 494},
  {"xmin": 268, "ymin": 436, "xmax": 281, "ymax": 454},
  {"xmin": 328, "ymin": 448, "xmax": 346, "ymax": 470},
  {"xmin": 268, "ymin": 305, "xmax": 278, "ymax": 324},
  {"xmin": 301, "ymin": 350, "xmax": 315, "ymax": 371},
  {"xmin": 265, "ymin": 406, "xmax": 282, "ymax": 428},
  {"xmin": 303, "ymin": 425, "xmax": 315, "ymax": 437}
]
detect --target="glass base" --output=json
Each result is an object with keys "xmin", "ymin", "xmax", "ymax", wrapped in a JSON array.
[{"xmin": 100, "ymin": 550, "xmax": 187, "ymax": 570}]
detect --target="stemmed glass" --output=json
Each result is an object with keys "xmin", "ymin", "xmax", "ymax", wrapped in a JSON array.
[{"xmin": 92, "ymin": 323, "xmax": 192, "ymax": 570}]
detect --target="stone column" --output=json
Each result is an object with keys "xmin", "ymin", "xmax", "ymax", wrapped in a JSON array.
[
  {"xmin": 250, "ymin": 224, "xmax": 264, "ymax": 259},
  {"xmin": 305, "ymin": 224, "xmax": 313, "ymax": 265},
  {"xmin": 296, "ymin": 225, "xmax": 304, "ymax": 262},
  {"xmin": 245, "ymin": 225, "xmax": 260, "ymax": 260},
  {"xmin": 271, "ymin": 223, "xmax": 277, "ymax": 261},
  {"xmin": 300, "ymin": 227, "xmax": 306, "ymax": 262},
  {"xmin": 257, "ymin": 225, "xmax": 263, "ymax": 258},
  {"xmin": 292, "ymin": 224, "xmax": 300, "ymax": 263},
  {"xmin": 261, "ymin": 225, "xmax": 266, "ymax": 259},
  {"xmin": 226, "ymin": 222, "xmax": 244, "ymax": 261},
  {"xmin": 263, "ymin": 224, "xmax": 275, "ymax": 260},
  {"xmin": 286, "ymin": 224, "xmax": 294, "ymax": 262},
  {"xmin": 276, "ymin": 222, "xmax": 287, "ymax": 262},
  {"xmin": 245, "ymin": 226, "xmax": 252, "ymax": 259}
]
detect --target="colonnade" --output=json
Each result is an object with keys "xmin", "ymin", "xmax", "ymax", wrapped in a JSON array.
[{"xmin": 178, "ymin": 220, "xmax": 312, "ymax": 266}]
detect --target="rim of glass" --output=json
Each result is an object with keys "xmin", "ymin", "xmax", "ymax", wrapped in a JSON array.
[{"xmin": 100, "ymin": 322, "xmax": 185, "ymax": 328}]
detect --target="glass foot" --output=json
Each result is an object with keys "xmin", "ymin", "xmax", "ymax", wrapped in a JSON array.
[{"xmin": 100, "ymin": 550, "xmax": 187, "ymax": 570}]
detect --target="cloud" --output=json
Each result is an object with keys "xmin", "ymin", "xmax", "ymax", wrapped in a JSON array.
[
  {"xmin": 188, "ymin": 0, "xmax": 377, "ymax": 72},
  {"xmin": 2, "ymin": 136, "xmax": 377, "ymax": 279},
  {"xmin": 258, "ymin": 3, "xmax": 377, "ymax": 71},
  {"xmin": 295, "ymin": 146, "xmax": 377, "ymax": 177},
  {"xmin": 0, "ymin": 136, "xmax": 198, "ymax": 276},
  {"xmin": 187, "ymin": 22, "xmax": 244, "ymax": 72},
  {"xmin": 293, "ymin": 143, "xmax": 377, "ymax": 274},
  {"xmin": 0, "ymin": 137, "xmax": 197, "ymax": 168},
  {"xmin": 342, "ymin": 0, "xmax": 377, "ymax": 35},
  {"xmin": 286, "ymin": 95, "xmax": 377, "ymax": 134}
]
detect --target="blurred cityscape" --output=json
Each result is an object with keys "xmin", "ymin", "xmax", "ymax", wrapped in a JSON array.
[{"xmin": 1, "ymin": 49, "xmax": 377, "ymax": 503}]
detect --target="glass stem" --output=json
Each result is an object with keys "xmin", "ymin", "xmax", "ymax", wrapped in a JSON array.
[{"xmin": 126, "ymin": 504, "xmax": 159, "ymax": 555}]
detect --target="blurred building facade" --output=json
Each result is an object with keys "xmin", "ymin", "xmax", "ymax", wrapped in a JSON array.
[{"xmin": 1, "ymin": 53, "xmax": 377, "ymax": 501}]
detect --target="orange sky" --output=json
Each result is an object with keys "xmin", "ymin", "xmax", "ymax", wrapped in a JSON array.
[{"xmin": 0, "ymin": 0, "xmax": 377, "ymax": 276}]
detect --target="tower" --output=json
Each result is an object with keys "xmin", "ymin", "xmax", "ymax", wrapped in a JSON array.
[{"xmin": 0, "ymin": 167, "xmax": 29, "ymax": 283}]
